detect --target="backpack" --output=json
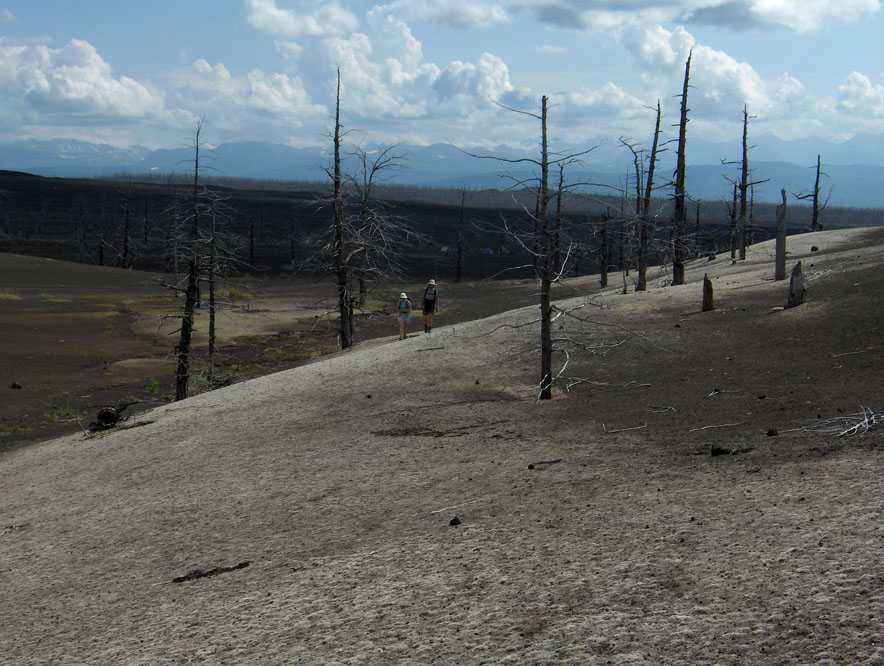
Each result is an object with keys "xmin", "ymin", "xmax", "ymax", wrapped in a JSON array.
[
  {"xmin": 398, "ymin": 299, "xmax": 410, "ymax": 313},
  {"xmin": 424, "ymin": 286, "xmax": 436, "ymax": 301}
]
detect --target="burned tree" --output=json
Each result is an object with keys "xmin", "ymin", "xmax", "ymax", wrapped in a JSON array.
[
  {"xmin": 164, "ymin": 119, "xmax": 206, "ymax": 402},
  {"xmin": 795, "ymin": 155, "xmax": 830, "ymax": 231},
  {"xmin": 332, "ymin": 70, "xmax": 352, "ymax": 349},
  {"xmin": 300, "ymin": 70, "xmax": 413, "ymax": 348},
  {"xmin": 724, "ymin": 105, "xmax": 768, "ymax": 260},
  {"xmin": 636, "ymin": 100, "xmax": 664, "ymax": 291},
  {"xmin": 465, "ymin": 96, "xmax": 598, "ymax": 399},
  {"xmin": 672, "ymin": 50, "xmax": 692, "ymax": 286}
]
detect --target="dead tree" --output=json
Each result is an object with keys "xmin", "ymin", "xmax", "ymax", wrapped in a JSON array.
[
  {"xmin": 702, "ymin": 273, "xmax": 714, "ymax": 311},
  {"xmin": 174, "ymin": 118, "xmax": 204, "ymax": 401},
  {"xmin": 738, "ymin": 105, "xmax": 750, "ymax": 260},
  {"xmin": 787, "ymin": 261, "xmax": 805, "ymax": 308},
  {"xmin": 775, "ymin": 189, "xmax": 787, "ymax": 281},
  {"xmin": 331, "ymin": 71, "xmax": 352, "ymax": 349},
  {"xmin": 795, "ymin": 155, "xmax": 830, "ymax": 231},
  {"xmin": 464, "ymin": 96, "xmax": 595, "ymax": 399},
  {"xmin": 637, "ymin": 100, "xmax": 664, "ymax": 292},
  {"xmin": 672, "ymin": 50, "xmax": 692, "ymax": 286}
]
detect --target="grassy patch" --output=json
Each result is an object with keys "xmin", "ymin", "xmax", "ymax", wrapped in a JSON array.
[{"xmin": 0, "ymin": 290, "xmax": 22, "ymax": 301}]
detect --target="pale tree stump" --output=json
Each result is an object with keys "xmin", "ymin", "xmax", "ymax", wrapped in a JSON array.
[
  {"xmin": 787, "ymin": 261, "xmax": 805, "ymax": 308},
  {"xmin": 775, "ymin": 189, "xmax": 787, "ymax": 281},
  {"xmin": 702, "ymin": 273, "xmax": 714, "ymax": 311}
]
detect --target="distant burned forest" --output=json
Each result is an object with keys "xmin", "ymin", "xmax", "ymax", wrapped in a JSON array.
[{"xmin": 0, "ymin": 169, "xmax": 877, "ymax": 280}]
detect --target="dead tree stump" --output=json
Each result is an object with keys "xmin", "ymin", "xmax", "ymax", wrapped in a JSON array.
[
  {"xmin": 787, "ymin": 261, "xmax": 805, "ymax": 308},
  {"xmin": 775, "ymin": 189, "xmax": 787, "ymax": 281},
  {"xmin": 702, "ymin": 273, "xmax": 714, "ymax": 311}
]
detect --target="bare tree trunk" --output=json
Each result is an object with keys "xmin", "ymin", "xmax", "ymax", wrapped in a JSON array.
[
  {"xmin": 333, "ymin": 69, "xmax": 353, "ymax": 350},
  {"xmin": 812, "ymin": 154, "xmax": 821, "ymax": 231},
  {"xmin": 175, "ymin": 262, "xmax": 198, "ymax": 401},
  {"xmin": 175, "ymin": 119, "xmax": 203, "ymax": 402},
  {"xmin": 738, "ymin": 104, "xmax": 749, "ymax": 260},
  {"xmin": 702, "ymin": 273, "xmax": 714, "ymax": 311},
  {"xmin": 538, "ymin": 96, "xmax": 553, "ymax": 400},
  {"xmin": 642, "ymin": 100, "xmax": 661, "ymax": 218},
  {"xmin": 638, "ymin": 100, "xmax": 662, "ymax": 293},
  {"xmin": 672, "ymin": 51, "xmax": 692, "ymax": 286},
  {"xmin": 695, "ymin": 200, "xmax": 701, "ymax": 233},
  {"xmin": 775, "ymin": 189, "xmax": 787, "ymax": 281},
  {"xmin": 787, "ymin": 261, "xmax": 805, "ymax": 308}
]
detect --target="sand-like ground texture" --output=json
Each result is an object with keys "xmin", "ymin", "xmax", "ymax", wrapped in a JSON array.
[{"xmin": 1, "ymin": 229, "xmax": 882, "ymax": 664}]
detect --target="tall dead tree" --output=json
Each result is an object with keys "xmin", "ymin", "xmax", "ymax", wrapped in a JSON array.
[
  {"xmin": 672, "ymin": 50, "xmax": 692, "ymax": 286},
  {"xmin": 775, "ymin": 189, "xmax": 787, "ymax": 281},
  {"xmin": 538, "ymin": 96, "xmax": 553, "ymax": 399},
  {"xmin": 738, "ymin": 104, "xmax": 750, "ymax": 260},
  {"xmin": 637, "ymin": 100, "xmax": 663, "ymax": 292},
  {"xmin": 174, "ymin": 118, "xmax": 204, "ymax": 401},
  {"xmin": 332, "ymin": 70, "xmax": 352, "ymax": 349}
]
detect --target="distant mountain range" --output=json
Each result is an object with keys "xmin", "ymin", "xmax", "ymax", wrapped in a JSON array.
[{"xmin": 2, "ymin": 136, "xmax": 884, "ymax": 208}]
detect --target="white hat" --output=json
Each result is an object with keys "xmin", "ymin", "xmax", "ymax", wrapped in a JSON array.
[
  {"xmin": 428, "ymin": 279, "xmax": 436, "ymax": 286},
  {"xmin": 400, "ymin": 292, "xmax": 407, "ymax": 299}
]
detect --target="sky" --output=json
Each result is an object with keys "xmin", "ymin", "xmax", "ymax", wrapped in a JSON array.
[{"xmin": 1, "ymin": 0, "xmax": 884, "ymax": 151}]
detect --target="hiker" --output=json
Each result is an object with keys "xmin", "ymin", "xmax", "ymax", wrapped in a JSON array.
[
  {"xmin": 422, "ymin": 279, "xmax": 439, "ymax": 333},
  {"xmin": 397, "ymin": 292, "xmax": 413, "ymax": 340}
]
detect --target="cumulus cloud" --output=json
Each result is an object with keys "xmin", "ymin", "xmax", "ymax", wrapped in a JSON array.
[
  {"xmin": 0, "ymin": 38, "xmax": 162, "ymax": 121},
  {"xmin": 243, "ymin": 0, "xmax": 358, "ymax": 39},
  {"xmin": 837, "ymin": 72, "xmax": 884, "ymax": 117},
  {"xmin": 165, "ymin": 58, "xmax": 326, "ymax": 136}
]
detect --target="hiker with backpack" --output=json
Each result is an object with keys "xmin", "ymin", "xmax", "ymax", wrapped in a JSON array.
[
  {"xmin": 422, "ymin": 279, "xmax": 439, "ymax": 334},
  {"xmin": 397, "ymin": 292, "xmax": 413, "ymax": 340}
]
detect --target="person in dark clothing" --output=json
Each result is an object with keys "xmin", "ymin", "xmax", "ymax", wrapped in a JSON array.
[{"xmin": 422, "ymin": 279, "xmax": 439, "ymax": 333}]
